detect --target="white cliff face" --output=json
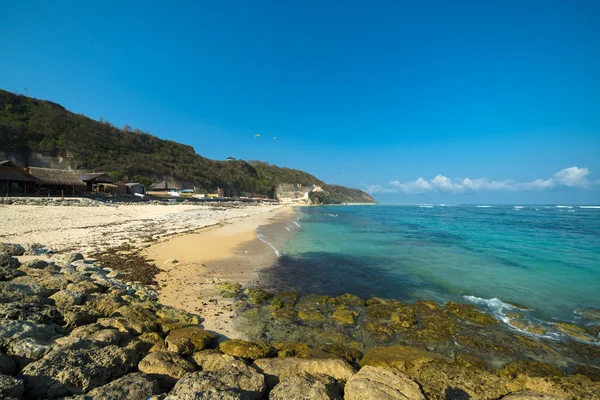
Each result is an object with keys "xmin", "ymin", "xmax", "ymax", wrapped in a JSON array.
[{"xmin": 276, "ymin": 183, "xmax": 321, "ymax": 203}]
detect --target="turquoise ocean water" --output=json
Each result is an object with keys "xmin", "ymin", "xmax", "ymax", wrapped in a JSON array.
[{"xmin": 256, "ymin": 204, "xmax": 600, "ymax": 339}]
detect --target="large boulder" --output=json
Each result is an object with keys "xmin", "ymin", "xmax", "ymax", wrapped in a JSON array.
[
  {"xmin": 0, "ymin": 281, "xmax": 54, "ymax": 302},
  {"xmin": 20, "ymin": 345, "xmax": 139, "ymax": 399},
  {"xmin": 19, "ymin": 259, "xmax": 49, "ymax": 270},
  {"xmin": 219, "ymin": 339, "xmax": 271, "ymax": 360},
  {"xmin": 99, "ymin": 305, "xmax": 159, "ymax": 335},
  {"xmin": 445, "ymin": 302, "xmax": 498, "ymax": 325},
  {"xmin": 165, "ymin": 327, "xmax": 216, "ymax": 355},
  {"xmin": 0, "ymin": 300, "xmax": 63, "ymax": 325},
  {"xmin": 0, "ymin": 266, "xmax": 26, "ymax": 281},
  {"xmin": 359, "ymin": 345, "xmax": 446, "ymax": 372},
  {"xmin": 188, "ymin": 349, "xmax": 239, "ymax": 371},
  {"xmin": 137, "ymin": 351, "xmax": 196, "ymax": 387},
  {"xmin": 155, "ymin": 306, "xmax": 202, "ymax": 334},
  {"xmin": 0, "ymin": 352, "xmax": 17, "ymax": 376},
  {"xmin": 0, "ymin": 243, "xmax": 25, "ymax": 256},
  {"xmin": 0, "ymin": 254, "xmax": 20, "ymax": 269},
  {"xmin": 253, "ymin": 357, "xmax": 356, "ymax": 388},
  {"xmin": 49, "ymin": 289, "xmax": 84, "ymax": 310},
  {"xmin": 270, "ymin": 373, "xmax": 342, "ymax": 400},
  {"xmin": 0, "ymin": 320, "xmax": 62, "ymax": 370},
  {"xmin": 0, "ymin": 374, "xmax": 24, "ymax": 400},
  {"xmin": 165, "ymin": 362, "xmax": 265, "ymax": 400},
  {"xmin": 55, "ymin": 252, "xmax": 84, "ymax": 266},
  {"xmin": 344, "ymin": 366, "xmax": 425, "ymax": 400},
  {"xmin": 64, "ymin": 372, "xmax": 163, "ymax": 400}
]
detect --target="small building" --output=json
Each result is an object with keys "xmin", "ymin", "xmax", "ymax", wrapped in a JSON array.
[
  {"xmin": 125, "ymin": 182, "xmax": 146, "ymax": 195},
  {"xmin": 149, "ymin": 181, "xmax": 180, "ymax": 192},
  {"xmin": 225, "ymin": 156, "xmax": 236, "ymax": 161},
  {"xmin": 206, "ymin": 193, "xmax": 219, "ymax": 198},
  {"xmin": 79, "ymin": 173, "xmax": 115, "ymax": 193},
  {"xmin": 0, "ymin": 160, "xmax": 38, "ymax": 195},
  {"xmin": 27, "ymin": 167, "xmax": 86, "ymax": 196}
]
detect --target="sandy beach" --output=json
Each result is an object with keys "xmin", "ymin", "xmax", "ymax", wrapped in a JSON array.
[
  {"xmin": 0, "ymin": 201, "xmax": 284, "ymax": 254},
  {"xmin": 1, "ymin": 200, "xmax": 296, "ymax": 339},
  {"xmin": 142, "ymin": 206, "xmax": 297, "ymax": 339}
]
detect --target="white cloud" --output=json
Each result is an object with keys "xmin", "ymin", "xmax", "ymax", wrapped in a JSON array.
[
  {"xmin": 553, "ymin": 167, "xmax": 589, "ymax": 188},
  {"xmin": 366, "ymin": 166, "xmax": 594, "ymax": 195}
]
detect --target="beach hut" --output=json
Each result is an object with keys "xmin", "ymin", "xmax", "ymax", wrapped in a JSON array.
[
  {"xmin": 149, "ymin": 181, "xmax": 180, "ymax": 192},
  {"xmin": 27, "ymin": 167, "xmax": 86, "ymax": 196},
  {"xmin": 225, "ymin": 156, "xmax": 236, "ymax": 161},
  {"xmin": 125, "ymin": 182, "xmax": 146, "ymax": 195},
  {"xmin": 0, "ymin": 160, "xmax": 38, "ymax": 195},
  {"xmin": 79, "ymin": 173, "xmax": 115, "ymax": 193}
]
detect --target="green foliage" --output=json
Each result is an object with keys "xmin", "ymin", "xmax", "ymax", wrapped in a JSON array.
[
  {"xmin": 108, "ymin": 170, "xmax": 126, "ymax": 181},
  {"xmin": 134, "ymin": 175, "xmax": 153, "ymax": 188},
  {"xmin": 0, "ymin": 89, "xmax": 376, "ymax": 203}
]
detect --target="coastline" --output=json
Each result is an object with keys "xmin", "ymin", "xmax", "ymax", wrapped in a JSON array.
[{"xmin": 141, "ymin": 205, "xmax": 299, "ymax": 339}]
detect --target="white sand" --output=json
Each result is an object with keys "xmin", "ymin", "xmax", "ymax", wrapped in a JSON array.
[{"xmin": 0, "ymin": 202, "xmax": 283, "ymax": 254}]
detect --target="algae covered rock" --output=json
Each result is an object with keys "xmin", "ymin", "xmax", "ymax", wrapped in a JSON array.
[
  {"xmin": 271, "ymin": 342, "xmax": 311, "ymax": 357},
  {"xmin": 366, "ymin": 298, "xmax": 405, "ymax": 319},
  {"xmin": 0, "ymin": 254, "xmax": 20, "ymax": 269},
  {"xmin": 253, "ymin": 357, "xmax": 356, "ymax": 387},
  {"xmin": 555, "ymin": 322, "xmax": 597, "ymax": 342},
  {"xmin": 0, "ymin": 243, "xmax": 25, "ymax": 256},
  {"xmin": 0, "ymin": 266, "xmax": 26, "ymax": 281},
  {"xmin": 499, "ymin": 360, "xmax": 563, "ymax": 379},
  {"xmin": 329, "ymin": 293, "xmax": 365, "ymax": 307},
  {"xmin": 500, "ymin": 391, "xmax": 565, "ymax": 399},
  {"xmin": 390, "ymin": 309, "xmax": 417, "ymax": 329},
  {"xmin": 165, "ymin": 362, "xmax": 266, "ymax": 400},
  {"xmin": 271, "ymin": 291, "xmax": 299, "ymax": 309},
  {"xmin": 0, "ymin": 374, "xmax": 24, "ymax": 400},
  {"xmin": 165, "ymin": 326, "xmax": 216, "ymax": 355},
  {"xmin": 246, "ymin": 288, "xmax": 273, "ymax": 305},
  {"xmin": 319, "ymin": 344, "xmax": 363, "ymax": 365},
  {"xmin": 509, "ymin": 319, "xmax": 547, "ymax": 336},
  {"xmin": 332, "ymin": 309, "xmax": 358, "ymax": 325},
  {"xmin": 445, "ymin": 301, "xmax": 498, "ymax": 325},
  {"xmin": 67, "ymin": 372, "xmax": 162, "ymax": 400},
  {"xmin": 219, "ymin": 339, "xmax": 271, "ymax": 360},
  {"xmin": 107, "ymin": 305, "xmax": 159, "ymax": 335},
  {"xmin": 188, "ymin": 349, "xmax": 238, "ymax": 371},
  {"xmin": 270, "ymin": 373, "xmax": 341, "ymax": 400},
  {"xmin": 20, "ymin": 259, "xmax": 49, "ymax": 270},
  {"xmin": 216, "ymin": 281, "xmax": 241, "ymax": 298},
  {"xmin": 345, "ymin": 366, "xmax": 426, "ymax": 400},
  {"xmin": 21, "ymin": 345, "xmax": 139, "ymax": 399},
  {"xmin": 298, "ymin": 309, "xmax": 328, "ymax": 323},
  {"xmin": 360, "ymin": 345, "xmax": 446, "ymax": 372},
  {"xmin": 138, "ymin": 351, "xmax": 196, "ymax": 387},
  {"xmin": 155, "ymin": 306, "xmax": 202, "ymax": 334}
]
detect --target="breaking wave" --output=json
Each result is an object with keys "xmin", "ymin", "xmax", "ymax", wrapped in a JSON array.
[{"xmin": 257, "ymin": 234, "xmax": 280, "ymax": 257}]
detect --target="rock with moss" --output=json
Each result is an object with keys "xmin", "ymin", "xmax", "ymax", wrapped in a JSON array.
[
  {"xmin": 500, "ymin": 391, "xmax": 565, "ymax": 399},
  {"xmin": 332, "ymin": 309, "xmax": 358, "ymax": 325},
  {"xmin": 270, "ymin": 373, "xmax": 342, "ymax": 400},
  {"xmin": 138, "ymin": 351, "xmax": 196, "ymax": 387},
  {"xmin": 246, "ymin": 289, "xmax": 273, "ymax": 305},
  {"xmin": 0, "ymin": 374, "xmax": 24, "ymax": 400},
  {"xmin": 390, "ymin": 308, "xmax": 417, "ymax": 329},
  {"xmin": 411, "ymin": 305, "xmax": 457, "ymax": 343},
  {"xmin": 298, "ymin": 309, "xmax": 328, "ymax": 323},
  {"xmin": 345, "ymin": 366, "xmax": 426, "ymax": 400},
  {"xmin": 328, "ymin": 293, "xmax": 365, "ymax": 307},
  {"xmin": 272, "ymin": 307, "xmax": 298, "ymax": 321},
  {"xmin": 0, "ymin": 243, "xmax": 25, "ymax": 256},
  {"xmin": 271, "ymin": 342, "xmax": 312, "ymax": 357},
  {"xmin": 360, "ymin": 345, "xmax": 446, "ymax": 372},
  {"xmin": 365, "ymin": 298, "xmax": 405, "ymax": 319},
  {"xmin": 457, "ymin": 333, "xmax": 517, "ymax": 358},
  {"xmin": 499, "ymin": 360, "xmax": 563, "ymax": 379},
  {"xmin": 216, "ymin": 281, "xmax": 241, "ymax": 298},
  {"xmin": 271, "ymin": 291, "xmax": 299, "ymax": 310},
  {"xmin": 188, "ymin": 349, "xmax": 239, "ymax": 371},
  {"xmin": 555, "ymin": 322, "xmax": 597, "ymax": 342},
  {"xmin": 445, "ymin": 301, "xmax": 498, "ymax": 325},
  {"xmin": 155, "ymin": 306, "xmax": 202, "ymax": 334},
  {"xmin": 319, "ymin": 344, "xmax": 362, "ymax": 365},
  {"xmin": 165, "ymin": 327, "xmax": 216, "ymax": 355},
  {"xmin": 509, "ymin": 319, "xmax": 547, "ymax": 335},
  {"xmin": 364, "ymin": 320, "xmax": 395, "ymax": 341},
  {"xmin": 253, "ymin": 357, "xmax": 356, "ymax": 388},
  {"xmin": 219, "ymin": 339, "xmax": 271, "ymax": 360}
]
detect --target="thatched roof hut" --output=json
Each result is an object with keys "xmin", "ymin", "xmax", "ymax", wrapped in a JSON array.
[
  {"xmin": 0, "ymin": 160, "xmax": 38, "ymax": 194},
  {"xmin": 27, "ymin": 167, "xmax": 86, "ymax": 187}
]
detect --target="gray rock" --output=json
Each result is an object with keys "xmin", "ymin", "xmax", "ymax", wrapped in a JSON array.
[
  {"xmin": 138, "ymin": 351, "xmax": 196, "ymax": 387},
  {"xmin": 0, "ymin": 301, "xmax": 62, "ymax": 325},
  {"xmin": 20, "ymin": 259, "xmax": 49, "ymax": 269},
  {"xmin": 0, "ymin": 320, "xmax": 62, "ymax": 369},
  {"xmin": 0, "ymin": 266, "xmax": 26, "ymax": 281},
  {"xmin": 63, "ymin": 372, "xmax": 162, "ymax": 400},
  {"xmin": 165, "ymin": 362, "xmax": 266, "ymax": 400},
  {"xmin": 49, "ymin": 289, "xmax": 84, "ymax": 309},
  {"xmin": 344, "ymin": 366, "xmax": 425, "ymax": 400},
  {"xmin": 0, "ymin": 281, "xmax": 55, "ymax": 302},
  {"xmin": 0, "ymin": 254, "xmax": 20, "ymax": 269},
  {"xmin": 0, "ymin": 352, "xmax": 17, "ymax": 376},
  {"xmin": 21, "ymin": 345, "xmax": 139, "ymax": 399},
  {"xmin": 0, "ymin": 243, "xmax": 25, "ymax": 256},
  {"xmin": 23, "ymin": 244, "xmax": 50, "ymax": 256},
  {"xmin": 253, "ymin": 357, "xmax": 356, "ymax": 388},
  {"xmin": 270, "ymin": 373, "xmax": 342, "ymax": 400},
  {"xmin": 0, "ymin": 374, "xmax": 24, "ymax": 400},
  {"xmin": 66, "ymin": 280, "xmax": 104, "ymax": 295},
  {"xmin": 55, "ymin": 252, "xmax": 85, "ymax": 266}
]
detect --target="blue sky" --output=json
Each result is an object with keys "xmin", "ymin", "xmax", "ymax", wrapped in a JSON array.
[{"xmin": 1, "ymin": 0, "xmax": 599, "ymax": 204}]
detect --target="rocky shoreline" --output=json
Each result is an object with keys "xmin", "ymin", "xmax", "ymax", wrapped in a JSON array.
[{"xmin": 1, "ymin": 242, "xmax": 600, "ymax": 399}]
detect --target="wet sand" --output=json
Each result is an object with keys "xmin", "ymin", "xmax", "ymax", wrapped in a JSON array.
[{"xmin": 142, "ymin": 205, "xmax": 298, "ymax": 339}]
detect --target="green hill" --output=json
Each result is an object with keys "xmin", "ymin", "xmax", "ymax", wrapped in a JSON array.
[{"xmin": 0, "ymin": 89, "xmax": 375, "ymax": 204}]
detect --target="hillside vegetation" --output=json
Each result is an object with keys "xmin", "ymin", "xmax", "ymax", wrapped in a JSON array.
[{"xmin": 0, "ymin": 89, "xmax": 375, "ymax": 203}]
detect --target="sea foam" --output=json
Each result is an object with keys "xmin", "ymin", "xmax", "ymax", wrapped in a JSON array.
[{"xmin": 257, "ymin": 234, "xmax": 280, "ymax": 257}]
